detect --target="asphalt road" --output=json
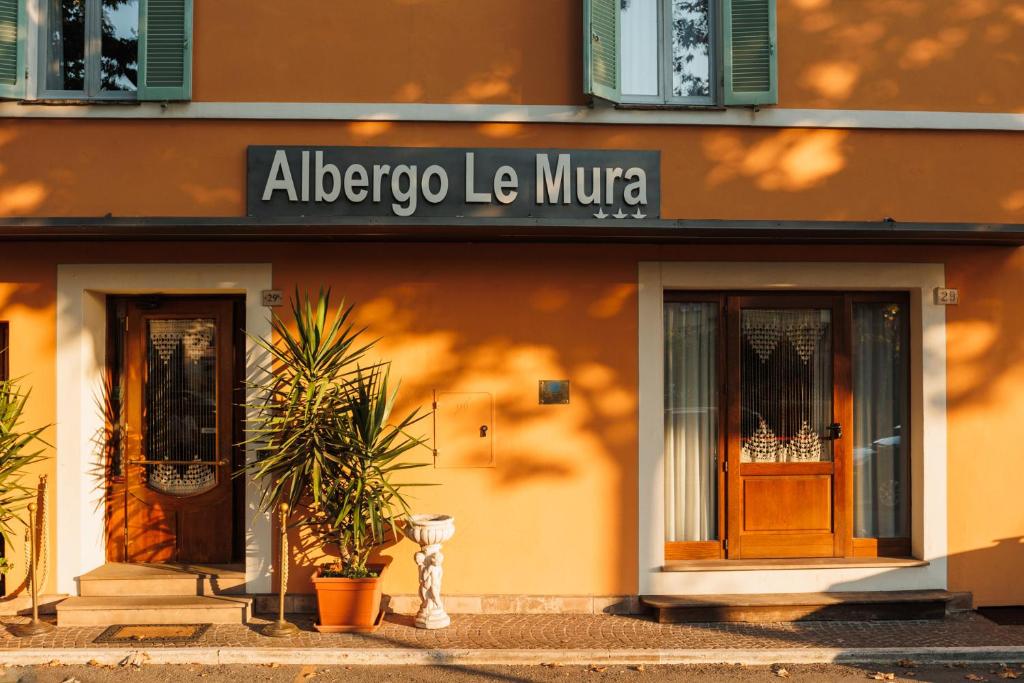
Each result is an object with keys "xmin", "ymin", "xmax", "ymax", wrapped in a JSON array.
[{"xmin": 1, "ymin": 663, "xmax": 1022, "ymax": 682}]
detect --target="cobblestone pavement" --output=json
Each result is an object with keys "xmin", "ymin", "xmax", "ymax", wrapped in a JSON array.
[
  {"xmin": 10, "ymin": 663, "xmax": 1024, "ymax": 683},
  {"xmin": 0, "ymin": 612, "xmax": 1022, "ymax": 651}
]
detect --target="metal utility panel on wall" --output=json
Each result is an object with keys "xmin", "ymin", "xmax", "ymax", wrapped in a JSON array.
[{"xmin": 433, "ymin": 391, "xmax": 494, "ymax": 468}]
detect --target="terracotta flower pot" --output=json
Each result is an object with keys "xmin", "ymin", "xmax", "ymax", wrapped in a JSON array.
[{"xmin": 312, "ymin": 557, "xmax": 391, "ymax": 633}]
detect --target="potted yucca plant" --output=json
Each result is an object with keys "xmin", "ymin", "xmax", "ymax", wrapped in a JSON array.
[{"xmin": 243, "ymin": 290, "xmax": 427, "ymax": 632}]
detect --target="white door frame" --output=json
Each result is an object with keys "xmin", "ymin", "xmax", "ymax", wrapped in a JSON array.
[
  {"xmin": 638, "ymin": 261, "xmax": 948, "ymax": 595},
  {"xmin": 56, "ymin": 263, "xmax": 273, "ymax": 594}
]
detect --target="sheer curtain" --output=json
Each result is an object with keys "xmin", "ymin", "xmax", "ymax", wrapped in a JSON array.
[
  {"xmin": 853, "ymin": 302, "xmax": 909, "ymax": 538},
  {"xmin": 664, "ymin": 302, "xmax": 717, "ymax": 542}
]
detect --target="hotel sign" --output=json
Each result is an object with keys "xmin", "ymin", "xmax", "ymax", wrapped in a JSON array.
[{"xmin": 247, "ymin": 146, "xmax": 660, "ymax": 220}]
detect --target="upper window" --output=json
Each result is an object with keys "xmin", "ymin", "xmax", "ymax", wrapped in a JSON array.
[
  {"xmin": 0, "ymin": 0, "xmax": 192, "ymax": 101},
  {"xmin": 620, "ymin": 0, "xmax": 713, "ymax": 105},
  {"xmin": 43, "ymin": 0, "xmax": 139, "ymax": 98},
  {"xmin": 584, "ymin": 0, "xmax": 777, "ymax": 107}
]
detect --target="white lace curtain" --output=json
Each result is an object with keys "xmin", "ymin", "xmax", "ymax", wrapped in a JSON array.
[{"xmin": 664, "ymin": 302, "xmax": 717, "ymax": 542}]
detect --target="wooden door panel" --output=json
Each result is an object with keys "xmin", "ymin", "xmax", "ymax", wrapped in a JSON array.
[
  {"xmin": 738, "ymin": 533, "xmax": 835, "ymax": 558},
  {"xmin": 126, "ymin": 492, "xmax": 177, "ymax": 562},
  {"xmin": 727, "ymin": 295, "xmax": 848, "ymax": 559},
  {"xmin": 179, "ymin": 504, "xmax": 233, "ymax": 563},
  {"xmin": 742, "ymin": 476, "xmax": 832, "ymax": 532},
  {"xmin": 110, "ymin": 298, "xmax": 236, "ymax": 564}
]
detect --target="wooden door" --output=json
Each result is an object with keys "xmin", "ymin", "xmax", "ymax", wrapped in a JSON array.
[
  {"xmin": 726, "ymin": 295, "xmax": 850, "ymax": 559},
  {"xmin": 121, "ymin": 299, "xmax": 235, "ymax": 563}
]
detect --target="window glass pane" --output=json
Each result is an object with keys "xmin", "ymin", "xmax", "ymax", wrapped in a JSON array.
[
  {"xmin": 671, "ymin": 0, "xmax": 710, "ymax": 97},
  {"xmin": 853, "ymin": 302, "xmax": 910, "ymax": 538},
  {"xmin": 144, "ymin": 319, "xmax": 218, "ymax": 497},
  {"xmin": 102, "ymin": 0, "xmax": 139, "ymax": 92},
  {"xmin": 664, "ymin": 302, "xmax": 718, "ymax": 542},
  {"xmin": 46, "ymin": 0, "xmax": 86, "ymax": 91},
  {"xmin": 621, "ymin": 0, "xmax": 659, "ymax": 97},
  {"xmin": 740, "ymin": 309, "xmax": 833, "ymax": 463}
]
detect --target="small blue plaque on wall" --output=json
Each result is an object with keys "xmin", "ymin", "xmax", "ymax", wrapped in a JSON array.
[{"xmin": 539, "ymin": 380, "xmax": 570, "ymax": 405}]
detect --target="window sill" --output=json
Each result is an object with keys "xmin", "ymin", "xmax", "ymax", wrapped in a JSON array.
[
  {"xmin": 19, "ymin": 99, "xmax": 140, "ymax": 106},
  {"xmin": 662, "ymin": 556, "xmax": 928, "ymax": 572},
  {"xmin": 615, "ymin": 103, "xmax": 728, "ymax": 112}
]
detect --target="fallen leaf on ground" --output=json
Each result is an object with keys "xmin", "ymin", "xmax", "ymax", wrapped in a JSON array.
[
  {"xmin": 1000, "ymin": 670, "xmax": 1020, "ymax": 680},
  {"xmin": 118, "ymin": 652, "xmax": 147, "ymax": 668},
  {"xmin": 633, "ymin": 665, "xmax": 646, "ymax": 672},
  {"xmin": 542, "ymin": 662, "xmax": 564, "ymax": 668},
  {"xmin": 871, "ymin": 673, "xmax": 896, "ymax": 681},
  {"xmin": 774, "ymin": 668, "xmax": 790, "ymax": 678},
  {"xmin": 965, "ymin": 675, "xmax": 987, "ymax": 682},
  {"xmin": 589, "ymin": 665, "xmax": 608, "ymax": 672},
  {"xmin": 898, "ymin": 659, "xmax": 917, "ymax": 668},
  {"xmin": 60, "ymin": 678, "xmax": 81, "ymax": 683}
]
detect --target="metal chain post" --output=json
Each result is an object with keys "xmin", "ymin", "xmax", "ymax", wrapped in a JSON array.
[
  {"xmin": 15, "ymin": 475, "xmax": 47, "ymax": 597},
  {"xmin": 12, "ymin": 501, "xmax": 54, "ymax": 636},
  {"xmin": 262, "ymin": 502, "xmax": 298, "ymax": 637}
]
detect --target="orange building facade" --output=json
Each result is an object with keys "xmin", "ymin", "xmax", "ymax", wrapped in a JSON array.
[{"xmin": 0, "ymin": 0, "xmax": 1022, "ymax": 611}]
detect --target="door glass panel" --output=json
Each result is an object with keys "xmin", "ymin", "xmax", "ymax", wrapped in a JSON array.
[
  {"xmin": 664, "ymin": 302, "xmax": 718, "ymax": 541},
  {"xmin": 740, "ymin": 309, "xmax": 833, "ymax": 463},
  {"xmin": 144, "ymin": 319, "xmax": 218, "ymax": 496},
  {"xmin": 853, "ymin": 302, "xmax": 909, "ymax": 538}
]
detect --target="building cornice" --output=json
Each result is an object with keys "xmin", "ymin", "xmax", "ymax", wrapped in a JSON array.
[
  {"xmin": 0, "ymin": 216, "xmax": 1021, "ymax": 244},
  {"xmin": 2, "ymin": 102, "xmax": 1024, "ymax": 132}
]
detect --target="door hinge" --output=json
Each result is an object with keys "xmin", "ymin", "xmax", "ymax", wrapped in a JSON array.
[
  {"xmin": 723, "ymin": 539, "xmax": 729, "ymax": 551},
  {"xmin": 723, "ymin": 459, "xmax": 728, "ymax": 472}
]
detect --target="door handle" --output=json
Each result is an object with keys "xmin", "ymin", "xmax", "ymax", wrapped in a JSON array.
[{"xmin": 825, "ymin": 422, "xmax": 843, "ymax": 440}]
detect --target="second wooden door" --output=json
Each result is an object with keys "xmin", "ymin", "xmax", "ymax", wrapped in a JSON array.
[{"xmin": 726, "ymin": 295, "xmax": 850, "ymax": 558}]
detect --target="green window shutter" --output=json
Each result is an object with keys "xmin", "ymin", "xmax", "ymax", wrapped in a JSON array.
[
  {"xmin": 138, "ymin": 0, "xmax": 193, "ymax": 101},
  {"xmin": 0, "ymin": 0, "xmax": 26, "ymax": 100},
  {"xmin": 723, "ymin": 0, "xmax": 777, "ymax": 106},
  {"xmin": 583, "ymin": 0, "xmax": 620, "ymax": 102}
]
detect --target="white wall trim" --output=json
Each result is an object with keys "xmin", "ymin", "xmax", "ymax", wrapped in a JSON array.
[
  {"xmin": 55, "ymin": 263, "xmax": 273, "ymax": 594},
  {"xmin": 2, "ymin": 101, "xmax": 1023, "ymax": 131},
  {"xmin": 638, "ymin": 262, "xmax": 948, "ymax": 595}
]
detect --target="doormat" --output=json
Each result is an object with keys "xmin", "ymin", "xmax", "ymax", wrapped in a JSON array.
[
  {"xmin": 978, "ymin": 607, "xmax": 1024, "ymax": 626},
  {"xmin": 93, "ymin": 623, "xmax": 211, "ymax": 644}
]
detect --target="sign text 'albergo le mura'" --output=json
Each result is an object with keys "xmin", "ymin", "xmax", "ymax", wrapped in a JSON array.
[{"xmin": 247, "ymin": 146, "xmax": 660, "ymax": 220}]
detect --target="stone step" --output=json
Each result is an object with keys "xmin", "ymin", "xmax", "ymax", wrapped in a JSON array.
[
  {"xmin": 57, "ymin": 595, "xmax": 251, "ymax": 626},
  {"xmin": 78, "ymin": 563, "xmax": 246, "ymax": 597},
  {"xmin": 641, "ymin": 590, "xmax": 955, "ymax": 623}
]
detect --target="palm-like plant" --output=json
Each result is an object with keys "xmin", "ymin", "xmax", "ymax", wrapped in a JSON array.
[
  {"xmin": 243, "ymin": 290, "xmax": 427, "ymax": 578},
  {"xmin": 0, "ymin": 376, "xmax": 49, "ymax": 572}
]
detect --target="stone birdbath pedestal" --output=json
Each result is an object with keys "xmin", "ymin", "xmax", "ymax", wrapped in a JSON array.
[{"xmin": 403, "ymin": 514, "xmax": 455, "ymax": 629}]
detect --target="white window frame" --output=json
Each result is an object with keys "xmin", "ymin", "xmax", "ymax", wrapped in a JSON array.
[
  {"xmin": 37, "ymin": 0, "xmax": 138, "ymax": 100},
  {"xmin": 620, "ymin": 0, "xmax": 718, "ymax": 107},
  {"xmin": 638, "ymin": 261, "xmax": 949, "ymax": 595}
]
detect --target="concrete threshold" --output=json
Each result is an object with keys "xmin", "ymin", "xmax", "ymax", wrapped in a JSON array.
[{"xmin": 3, "ymin": 646, "xmax": 1024, "ymax": 667}]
